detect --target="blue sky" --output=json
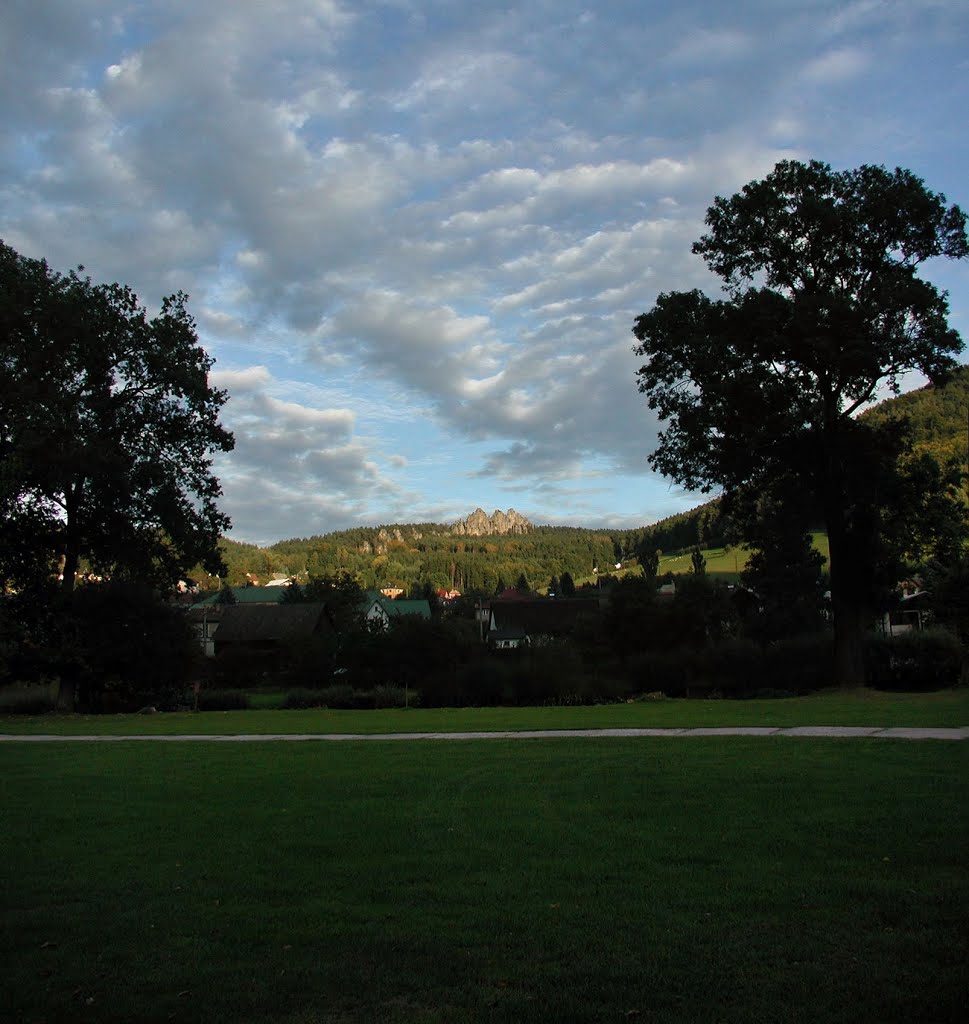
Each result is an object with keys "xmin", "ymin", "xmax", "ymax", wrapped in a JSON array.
[{"xmin": 3, "ymin": 0, "xmax": 967, "ymax": 545}]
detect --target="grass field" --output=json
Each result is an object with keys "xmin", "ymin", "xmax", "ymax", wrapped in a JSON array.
[
  {"xmin": 652, "ymin": 533, "xmax": 831, "ymax": 584},
  {"xmin": 568, "ymin": 532, "xmax": 832, "ymax": 586},
  {"xmin": 2, "ymin": 686, "xmax": 968, "ymax": 736},
  {"xmin": 1, "ymin": 736, "xmax": 966, "ymax": 1022}
]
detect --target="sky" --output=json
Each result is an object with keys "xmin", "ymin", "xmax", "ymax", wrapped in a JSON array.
[{"xmin": 3, "ymin": 1, "xmax": 968, "ymax": 546}]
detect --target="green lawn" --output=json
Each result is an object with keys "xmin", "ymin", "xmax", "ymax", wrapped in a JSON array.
[
  {"xmin": 1, "ymin": 738, "xmax": 966, "ymax": 1022},
  {"xmin": 2, "ymin": 687, "xmax": 968, "ymax": 735}
]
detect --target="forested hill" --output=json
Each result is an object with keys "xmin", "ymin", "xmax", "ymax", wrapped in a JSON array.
[
  {"xmin": 217, "ymin": 524, "xmax": 624, "ymax": 594},
  {"xmin": 861, "ymin": 364, "xmax": 969, "ymax": 469},
  {"xmin": 213, "ymin": 504, "xmax": 732, "ymax": 594},
  {"xmin": 211, "ymin": 367, "xmax": 969, "ymax": 593}
]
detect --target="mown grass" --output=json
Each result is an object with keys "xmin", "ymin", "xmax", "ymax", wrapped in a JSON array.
[
  {"xmin": 1, "ymin": 738, "xmax": 966, "ymax": 1022},
  {"xmin": 2, "ymin": 687, "xmax": 967, "ymax": 735}
]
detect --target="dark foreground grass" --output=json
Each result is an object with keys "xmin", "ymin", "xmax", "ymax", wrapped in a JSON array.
[
  {"xmin": 2, "ymin": 686, "xmax": 969, "ymax": 735},
  {"xmin": 1, "ymin": 739, "xmax": 967, "ymax": 1023}
]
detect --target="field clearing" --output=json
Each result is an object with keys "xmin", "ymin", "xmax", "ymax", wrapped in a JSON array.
[
  {"xmin": 653, "ymin": 532, "xmax": 830, "ymax": 582},
  {"xmin": 2, "ymin": 687, "xmax": 968, "ymax": 736},
  {"xmin": 1, "ymin": 738, "xmax": 966, "ymax": 1023}
]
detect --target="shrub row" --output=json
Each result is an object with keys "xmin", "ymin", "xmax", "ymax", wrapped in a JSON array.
[
  {"xmin": 6, "ymin": 627, "xmax": 955, "ymax": 717},
  {"xmin": 418, "ymin": 644, "xmax": 633, "ymax": 707},
  {"xmin": 620, "ymin": 628, "xmax": 963, "ymax": 697},
  {"xmin": 0, "ymin": 684, "xmax": 58, "ymax": 715},
  {"xmin": 622, "ymin": 633, "xmax": 836, "ymax": 698},
  {"xmin": 865, "ymin": 628, "xmax": 962, "ymax": 691},
  {"xmin": 267, "ymin": 629, "xmax": 963, "ymax": 708},
  {"xmin": 282, "ymin": 685, "xmax": 417, "ymax": 710},
  {"xmin": 195, "ymin": 688, "xmax": 251, "ymax": 711}
]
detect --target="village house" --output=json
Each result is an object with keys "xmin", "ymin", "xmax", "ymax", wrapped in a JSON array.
[
  {"xmin": 361, "ymin": 591, "xmax": 432, "ymax": 629},
  {"xmin": 487, "ymin": 599, "xmax": 596, "ymax": 650}
]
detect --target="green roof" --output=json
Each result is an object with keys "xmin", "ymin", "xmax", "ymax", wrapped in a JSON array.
[
  {"xmin": 388, "ymin": 599, "xmax": 431, "ymax": 619},
  {"xmin": 362, "ymin": 592, "xmax": 432, "ymax": 620}
]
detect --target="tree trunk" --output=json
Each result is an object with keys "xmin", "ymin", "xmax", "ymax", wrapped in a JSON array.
[
  {"xmin": 825, "ymin": 510, "xmax": 869, "ymax": 688},
  {"xmin": 60, "ymin": 544, "xmax": 80, "ymax": 596},
  {"xmin": 59, "ymin": 480, "xmax": 84, "ymax": 596},
  {"xmin": 55, "ymin": 486, "xmax": 84, "ymax": 708},
  {"xmin": 831, "ymin": 595, "xmax": 868, "ymax": 688},
  {"xmin": 55, "ymin": 673, "xmax": 77, "ymax": 712}
]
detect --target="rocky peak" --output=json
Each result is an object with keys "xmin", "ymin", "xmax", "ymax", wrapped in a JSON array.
[{"xmin": 453, "ymin": 507, "xmax": 532, "ymax": 536}]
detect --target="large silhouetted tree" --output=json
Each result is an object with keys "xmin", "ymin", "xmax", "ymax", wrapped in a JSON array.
[
  {"xmin": 0, "ymin": 241, "xmax": 234, "ymax": 595},
  {"xmin": 633, "ymin": 161, "xmax": 968, "ymax": 686}
]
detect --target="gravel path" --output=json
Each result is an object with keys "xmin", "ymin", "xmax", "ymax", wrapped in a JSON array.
[{"xmin": 2, "ymin": 726, "xmax": 967, "ymax": 742}]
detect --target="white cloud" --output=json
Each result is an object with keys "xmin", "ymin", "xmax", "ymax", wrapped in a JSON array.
[
  {"xmin": 390, "ymin": 50, "xmax": 533, "ymax": 112},
  {"xmin": 801, "ymin": 47, "xmax": 870, "ymax": 83},
  {"xmin": 207, "ymin": 364, "xmax": 409, "ymax": 541},
  {"xmin": 667, "ymin": 28, "xmax": 752, "ymax": 65},
  {"xmin": 211, "ymin": 366, "xmax": 273, "ymax": 393},
  {"xmin": 3, "ymin": 0, "xmax": 966, "ymax": 542}
]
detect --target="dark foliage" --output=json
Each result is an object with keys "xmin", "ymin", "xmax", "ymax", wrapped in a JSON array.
[
  {"xmin": 865, "ymin": 628, "xmax": 962, "ymax": 691},
  {"xmin": 0, "ymin": 686, "xmax": 57, "ymax": 715},
  {"xmin": 66, "ymin": 582, "xmax": 199, "ymax": 711},
  {"xmin": 281, "ymin": 688, "xmax": 328, "ymax": 710},
  {"xmin": 633, "ymin": 159, "xmax": 968, "ymax": 686},
  {"xmin": 196, "ymin": 688, "xmax": 251, "ymax": 711},
  {"xmin": 623, "ymin": 632, "xmax": 835, "ymax": 698},
  {"xmin": 0, "ymin": 241, "xmax": 234, "ymax": 596},
  {"xmin": 731, "ymin": 485, "xmax": 828, "ymax": 641}
]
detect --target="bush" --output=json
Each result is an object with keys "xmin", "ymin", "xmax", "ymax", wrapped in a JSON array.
[
  {"xmin": 371, "ymin": 684, "xmax": 418, "ymax": 709},
  {"xmin": 208, "ymin": 646, "xmax": 278, "ymax": 689},
  {"xmin": 866, "ymin": 628, "xmax": 963, "ymax": 691},
  {"xmin": 196, "ymin": 688, "xmax": 251, "ymax": 711},
  {"xmin": 417, "ymin": 641, "xmax": 627, "ymax": 708},
  {"xmin": 624, "ymin": 649, "xmax": 701, "ymax": 698},
  {"xmin": 280, "ymin": 633, "xmax": 342, "ymax": 690},
  {"xmin": 282, "ymin": 684, "xmax": 375, "ymax": 710},
  {"xmin": 428, "ymin": 655, "xmax": 508, "ymax": 707},
  {"xmin": 317, "ymin": 683, "xmax": 368, "ymax": 709},
  {"xmin": 623, "ymin": 632, "xmax": 833, "ymax": 698},
  {"xmin": 70, "ymin": 582, "xmax": 199, "ymax": 711},
  {"xmin": 698, "ymin": 637, "xmax": 766, "ymax": 696},
  {"xmin": 505, "ymin": 644, "xmax": 586, "ymax": 705},
  {"xmin": 0, "ymin": 684, "xmax": 57, "ymax": 715},
  {"xmin": 282, "ymin": 688, "xmax": 327, "ymax": 709},
  {"xmin": 761, "ymin": 632, "xmax": 834, "ymax": 694}
]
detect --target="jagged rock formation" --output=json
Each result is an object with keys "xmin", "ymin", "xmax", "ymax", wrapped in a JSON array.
[
  {"xmin": 452, "ymin": 508, "xmax": 532, "ymax": 536},
  {"xmin": 366, "ymin": 527, "xmax": 409, "ymax": 555}
]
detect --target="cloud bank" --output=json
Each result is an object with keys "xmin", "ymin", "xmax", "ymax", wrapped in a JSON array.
[{"xmin": 3, "ymin": 0, "xmax": 967, "ymax": 543}]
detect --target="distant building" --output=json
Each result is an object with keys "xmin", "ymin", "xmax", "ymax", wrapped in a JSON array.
[
  {"xmin": 361, "ymin": 591, "xmax": 432, "ymax": 629},
  {"xmin": 487, "ymin": 599, "xmax": 596, "ymax": 650},
  {"xmin": 212, "ymin": 603, "xmax": 333, "ymax": 658},
  {"xmin": 264, "ymin": 576, "xmax": 294, "ymax": 588},
  {"xmin": 187, "ymin": 586, "xmax": 287, "ymax": 656}
]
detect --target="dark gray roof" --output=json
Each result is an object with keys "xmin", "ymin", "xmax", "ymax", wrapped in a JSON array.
[
  {"xmin": 191, "ymin": 586, "xmax": 288, "ymax": 608},
  {"xmin": 213, "ymin": 603, "xmax": 332, "ymax": 647},
  {"xmin": 489, "ymin": 599, "xmax": 597, "ymax": 635}
]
